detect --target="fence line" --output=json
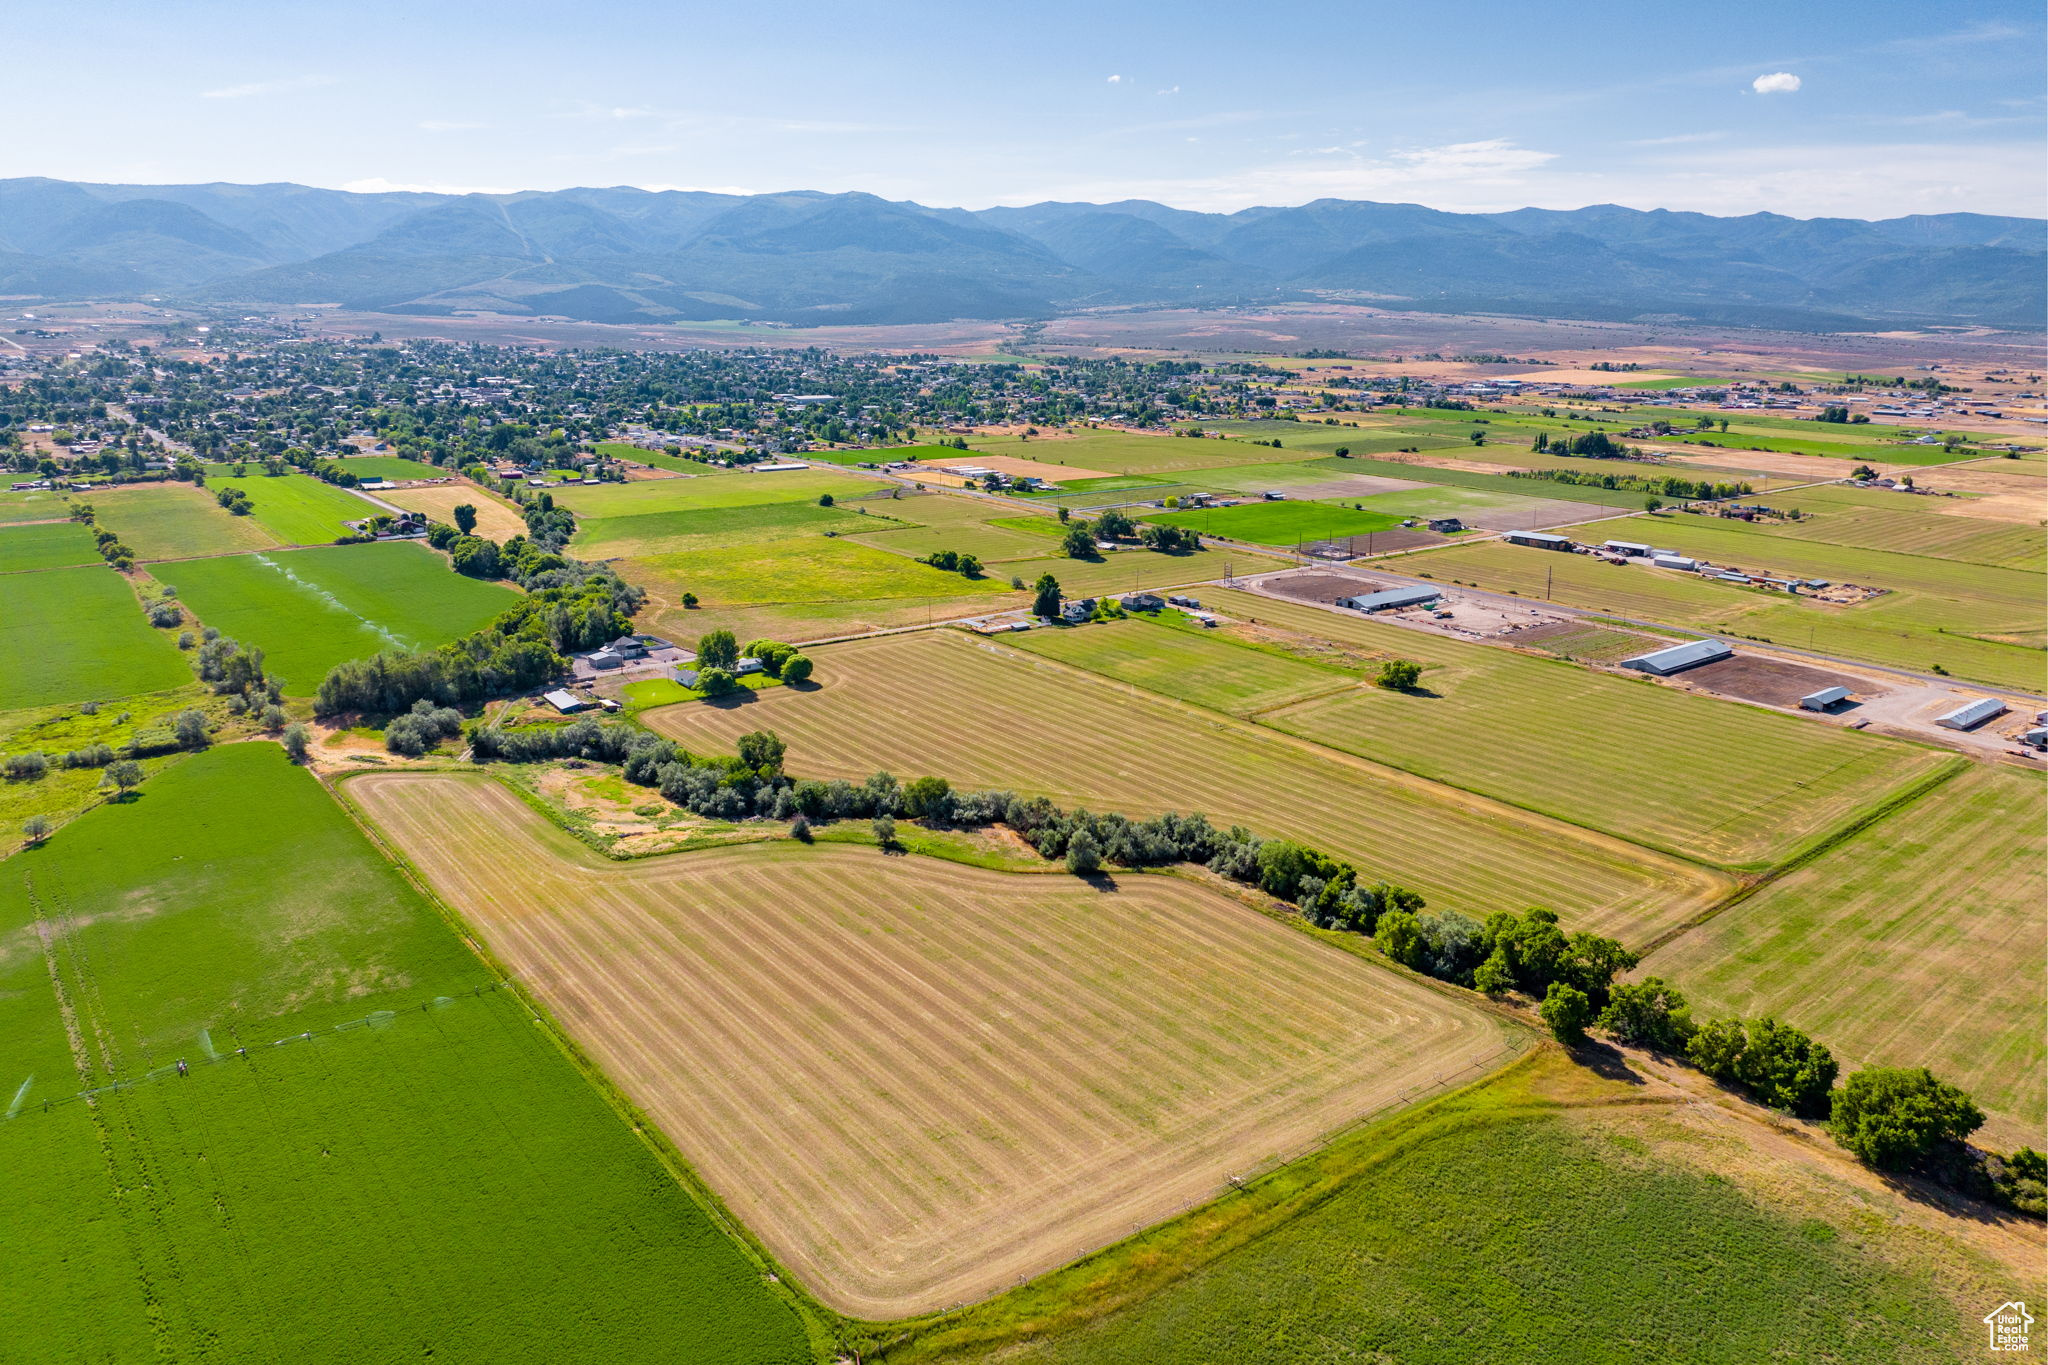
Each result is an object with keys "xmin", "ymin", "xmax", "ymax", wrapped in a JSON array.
[{"xmin": 4, "ymin": 979, "xmax": 516, "ymax": 1124}]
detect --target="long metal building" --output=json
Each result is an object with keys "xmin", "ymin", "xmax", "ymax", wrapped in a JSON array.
[{"xmin": 1618, "ymin": 638, "xmax": 1733, "ymax": 675}]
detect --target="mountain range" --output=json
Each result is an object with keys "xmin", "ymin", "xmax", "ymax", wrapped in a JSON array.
[{"xmin": 1, "ymin": 177, "xmax": 2040, "ymax": 330}]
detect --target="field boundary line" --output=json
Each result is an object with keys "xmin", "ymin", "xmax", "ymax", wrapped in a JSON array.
[{"xmin": 1636, "ymin": 754, "xmax": 1971, "ymax": 959}]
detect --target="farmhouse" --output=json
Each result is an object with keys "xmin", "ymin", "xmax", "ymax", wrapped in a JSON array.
[
  {"xmin": 1426, "ymin": 517, "xmax": 1464, "ymax": 533},
  {"xmin": 1935, "ymin": 697, "xmax": 2007, "ymax": 731},
  {"xmin": 1504, "ymin": 530, "xmax": 1572, "ymax": 550},
  {"xmin": 1120, "ymin": 592, "xmax": 1165, "ymax": 611},
  {"xmin": 1337, "ymin": 586, "xmax": 1441, "ymax": 613},
  {"xmin": 674, "ymin": 667, "xmax": 700, "ymax": 687},
  {"xmin": 1619, "ymin": 638, "xmax": 1733, "ymax": 675},
  {"xmin": 1800, "ymin": 686, "xmax": 1852, "ymax": 711}
]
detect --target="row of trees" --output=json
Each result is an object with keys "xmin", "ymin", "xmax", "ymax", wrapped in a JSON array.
[
  {"xmin": 1504, "ymin": 468, "xmax": 1755, "ymax": 501},
  {"xmin": 918, "ymin": 549, "xmax": 984, "ymax": 578}
]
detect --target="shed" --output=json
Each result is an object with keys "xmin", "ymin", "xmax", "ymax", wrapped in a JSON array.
[
  {"xmin": 1935, "ymin": 697, "xmax": 2007, "ymax": 731},
  {"xmin": 2021, "ymin": 728, "xmax": 2048, "ymax": 750},
  {"xmin": 1505, "ymin": 530, "xmax": 1571, "ymax": 550},
  {"xmin": 586, "ymin": 649, "xmax": 624, "ymax": 670},
  {"xmin": 1800, "ymin": 686, "xmax": 1852, "ymax": 711},
  {"xmin": 1603, "ymin": 540, "xmax": 1653, "ymax": 556},
  {"xmin": 1337, "ymin": 586, "xmax": 1441, "ymax": 613},
  {"xmin": 543, "ymin": 689, "xmax": 588, "ymax": 713},
  {"xmin": 673, "ymin": 667, "xmax": 700, "ymax": 688},
  {"xmin": 1619, "ymin": 638, "xmax": 1733, "ymax": 675},
  {"xmin": 1651, "ymin": 555, "xmax": 1697, "ymax": 571}
]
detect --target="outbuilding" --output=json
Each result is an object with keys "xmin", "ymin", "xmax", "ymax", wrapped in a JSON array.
[
  {"xmin": 1619, "ymin": 638, "xmax": 1733, "ymax": 675},
  {"xmin": 1337, "ymin": 586, "xmax": 1442, "ymax": 613},
  {"xmin": 1603, "ymin": 540, "xmax": 1653, "ymax": 556},
  {"xmin": 1935, "ymin": 697, "xmax": 2008, "ymax": 731},
  {"xmin": 1800, "ymin": 686, "xmax": 1852, "ymax": 711},
  {"xmin": 1505, "ymin": 530, "xmax": 1572, "ymax": 550},
  {"xmin": 1651, "ymin": 555, "xmax": 1698, "ymax": 571},
  {"xmin": 543, "ymin": 689, "xmax": 588, "ymax": 713}
]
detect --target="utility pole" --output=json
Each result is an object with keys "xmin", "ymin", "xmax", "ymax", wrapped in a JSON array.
[{"xmin": 1546, "ymin": 564, "xmax": 1553, "ymax": 601}]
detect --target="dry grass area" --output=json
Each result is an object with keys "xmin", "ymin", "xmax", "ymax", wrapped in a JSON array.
[
  {"xmin": 929, "ymin": 453, "xmax": 1112, "ymax": 481},
  {"xmin": 376, "ymin": 483, "xmax": 529, "ymax": 539},
  {"xmin": 349, "ymin": 772, "xmax": 1517, "ymax": 1318},
  {"xmin": 641, "ymin": 630, "xmax": 1729, "ymax": 935}
]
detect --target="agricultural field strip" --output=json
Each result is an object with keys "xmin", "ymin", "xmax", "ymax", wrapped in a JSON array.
[
  {"xmin": 1644, "ymin": 765, "xmax": 2046, "ymax": 1148},
  {"xmin": 353, "ymin": 774, "xmax": 1515, "ymax": 1319},
  {"xmin": 1, "ymin": 564, "xmax": 191, "ymax": 711},
  {"xmin": 84, "ymin": 483, "xmax": 283, "ymax": 562},
  {"xmin": 1730, "ymin": 488, "xmax": 2045, "ymax": 571},
  {"xmin": 0, "ymin": 519, "xmax": 100, "ymax": 572},
  {"xmin": 1023, "ymin": 597, "xmax": 1951, "ymax": 869},
  {"xmin": 644, "ymin": 631, "xmax": 1728, "ymax": 938}
]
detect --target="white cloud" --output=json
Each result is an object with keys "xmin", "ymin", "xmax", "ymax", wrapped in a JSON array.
[
  {"xmin": 1752, "ymin": 72, "xmax": 1802, "ymax": 94},
  {"xmin": 1106, "ymin": 74, "xmax": 1123, "ymax": 84},
  {"xmin": 1625, "ymin": 131, "xmax": 1727, "ymax": 146},
  {"xmin": 418, "ymin": 119, "xmax": 486, "ymax": 133},
  {"xmin": 1156, "ymin": 85, "xmax": 1180, "ymax": 96},
  {"xmin": 200, "ymin": 74, "xmax": 336, "ymax": 100}
]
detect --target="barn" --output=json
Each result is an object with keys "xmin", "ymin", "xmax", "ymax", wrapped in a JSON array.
[
  {"xmin": 1935, "ymin": 697, "xmax": 2008, "ymax": 731},
  {"xmin": 1336, "ymin": 586, "xmax": 1441, "ymax": 613},
  {"xmin": 1618, "ymin": 638, "xmax": 1733, "ymax": 676}
]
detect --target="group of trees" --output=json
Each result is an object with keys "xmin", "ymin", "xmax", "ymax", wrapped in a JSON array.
[
  {"xmin": 215, "ymin": 486, "xmax": 253, "ymax": 516},
  {"xmin": 315, "ymin": 576, "xmax": 638, "ymax": 717},
  {"xmin": 917, "ymin": 549, "xmax": 983, "ymax": 578},
  {"xmin": 1505, "ymin": 467, "xmax": 1754, "ymax": 502},
  {"xmin": 687, "ymin": 630, "xmax": 812, "ymax": 696},
  {"xmin": 65, "ymin": 503, "xmax": 136, "ymax": 571},
  {"xmin": 383, "ymin": 699, "xmax": 466, "ymax": 756},
  {"xmin": 1052, "ymin": 507, "xmax": 1199, "ymax": 561},
  {"xmin": 1530, "ymin": 430, "xmax": 1640, "ymax": 460},
  {"xmin": 1815, "ymin": 405, "xmax": 1870, "ymax": 425}
]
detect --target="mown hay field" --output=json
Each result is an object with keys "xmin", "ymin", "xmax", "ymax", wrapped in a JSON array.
[
  {"xmin": 0, "ymin": 518, "xmax": 100, "ymax": 572},
  {"xmin": 200, "ymin": 472, "xmax": 380, "ymax": 545},
  {"xmin": 643, "ymin": 630, "xmax": 1728, "ymax": 937},
  {"xmin": 1735, "ymin": 485, "xmax": 2045, "ymax": 572},
  {"xmin": 1012, "ymin": 617, "xmax": 1354, "ymax": 717},
  {"xmin": 155, "ymin": 542, "xmax": 517, "ymax": 691},
  {"xmin": 1143, "ymin": 499, "xmax": 1404, "ymax": 546},
  {"xmin": 941, "ymin": 1052, "xmax": 2011, "ymax": 1365},
  {"xmin": 351, "ymin": 773, "xmax": 1519, "ymax": 1318},
  {"xmin": 376, "ymin": 483, "xmax": 530, "ymax": 540},
  {"xmin": 1407, "ymin": 536, "xmax": 2044, "ymax": 690},
  {"xmin": 1, "ymin": 565, "xmax": 190, "ymax": 711},
  {"xmin": 968, "ymin": 431, "xmax": 1309, "ymax": 476},
  {"xmin": 0, "ymin": 745, "xmax": 809, "ymax": 1364},
  {"xmin": 1155, "ymin": 592, "xmax": 1958, "ymax": 868},
  {"xmin": 1645, "ymin": 764, "xmax": 2047, "ymax": 1148},
  {"xmin": 87, "ymin": 482, "xmax": 283, "ymax": 560}
]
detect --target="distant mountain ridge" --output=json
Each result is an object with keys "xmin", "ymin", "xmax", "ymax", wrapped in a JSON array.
[{"xmin": 0, "ymin": 177, "xmax": 2039, "ymax": 329}]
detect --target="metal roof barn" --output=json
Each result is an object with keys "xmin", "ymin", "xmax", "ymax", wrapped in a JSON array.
[
  {"xmin": 1505, "ymin": 530, "xmax": 1572, "ymax": 549},
  {"xmin": 1935, "ymin": 697, "xmax": 2008, "ymax": 731},
  {"xmin": 1800, "ymin": 686, "xmax": 1852, "ymax": 710},
  {"xmin": 1336, "ymin": 586, "xmax": 1441, "ymax": 613},
  {"xmin": 1619, "ymin": 638, "xmax": 1733, "ymax": 675}
]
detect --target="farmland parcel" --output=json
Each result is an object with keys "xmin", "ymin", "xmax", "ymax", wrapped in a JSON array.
[
  {"xmin": 350, "ymin": 772, "xmax": 1519, "ymax": 1318},
  {"xmin": 1, "ymin": 565, "xmax": 191, "ymax": 711},
  {"xmin": 0, "ymin": 745, "xmax": 809, "ymax": 1363},
  {"xmin": 642, "ymin": 630, "xmax": 1728, "ymax": 939},
  {"xmin": 154, "ymin": 542, "xmax": 518, "ymax": 690}
]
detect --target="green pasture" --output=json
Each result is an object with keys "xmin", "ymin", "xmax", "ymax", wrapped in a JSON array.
[
  {"xmin": 1317, "ymin": 457, "xmax": 1673, "ymax": 509},
  {"xmin": 89, "ymin": 482, "xmax": 282, "ymax": 560},
  {"xmin": 961, "ymin": 1060, "xmax": 1974, "ymax": 1365},
  {"xmin": 154, "ymin": 542, "xmax": 517, "ymax": 691},
  {"xmin": 1, "ymin": 566, "xmax": 190, "ymax": 711},
  {"xmin": 0, "ymin": 488, "xmax": 74, "ymax": 524},
  {"xmin": 335, "ymin": 455, "xmax": 448, "ymax": 482},
  {"xmin": 1647, "ymin": 764, "xmax": 2045, "ymax": 1147},
  {"xmin": 852, "ymin": 519, "xmax": 1057, "ymax": 564},
  {"xmin": 1012, "ymin": 616, "xmax": 1354, "ymax": 717},
  {"xmin": 554, "ymin": 467, "xmax": 881, "ymax": 519},
  {"xmin": 202, "ymin": 473, "xmax": 379, "ymax": 545},
  {"xmin": 995, "ymin": 542, "xmax": 1286, "ymax": 599},
  {"xmin": 0, "ymin": 519, "xmax": 98, "ymax": 572},
  {"xmin": 592, "ymin": 440, "xmax": 739, "ymax": 473},
  {"xmin": 0, "ymin": 744, "xmax": 809, "ymax": 1363},
  {"xmin": 573, "ymin": 499, "xmax": 905, "ymax": 558},
  {"xmin": 632, "ymin": 535, "xmax": 1010, "ymax": 607},
  {"xmin": 1144, "ymin": 498, "xmax": 1404, "ymax": 546},
  {"xmin": 970, "ymin": 431, "xmax": 1309, "ymax": 476}
]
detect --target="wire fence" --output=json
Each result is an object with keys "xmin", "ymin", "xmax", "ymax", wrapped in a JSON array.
[{"xmin": 3, "ymin": 979, "xmax": 517, "ymax": 1124}]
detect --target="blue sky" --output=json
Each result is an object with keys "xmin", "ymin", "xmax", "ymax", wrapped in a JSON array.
[{"xmin": 8, "ymin": 0, "xmax": 2043, "ymax": 218}]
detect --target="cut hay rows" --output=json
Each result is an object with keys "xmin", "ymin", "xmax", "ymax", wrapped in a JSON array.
[
  {"xmin": 644, "ymin": 630, "xmax": 1729, "ymax": 939},
  {"xmin": 351, "ymin": 773, "xmax": 1518, "ymax": 1318},
  {"xmin": 1645, "ymin": 764, "xmax": 2046, "ymax": 1148}
]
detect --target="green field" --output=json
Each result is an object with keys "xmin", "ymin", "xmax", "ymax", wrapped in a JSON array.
[
  {"xmin": 1646, "ymin": 764, "xmax": 2045, "ymax": 1148},
  {"xmin": 1, "ymin": 566, "xmax": 191, "ymax": 711},
  {"xmin": 0, "ymin": 488, "xmax": 75, "ymax": 524},
  {"xmin": 1012, "ymin": 617, "xmax": 1354, "ymax": 716},
  {"xmin": 90, "ymin": 482, "xmax": 283, "ymax": 560},
  {"xmin": 1734, "ymin": 486, "xmax": 2044, "ymax": 572},
  {"xmin": 575, "ymin": 499, "xmax": 906, "ymax": 558},
  {"xmin": 335, "ymin": 455, "xmax": 448, "ymax": 481},
  {"xmin": 0, "ymin": 519, "xmax": 99, "ymax": 572},
  {"xmin": 643, "ymin": 629, "xmax": 1729, "ymax": 939},
  {"xmin": 202, "ymin": 473, "xmax": 379, "ymax": 545},
  {"xmin": 1311, "ymin": 456, "xmax": 1671, "ymax": 509},
  {"xmin": 970, "ymin": 431, "xmax": 1311, "ymax": 476},
  {"xmin": 1035, "ymin": 593, "xmax": 1953, "ymax": 871},
  {"xmin": 932, "ymin": 1054, "xmax": 1987, "ymax": 1365},
  {"xmin": 1407, "ymin": 531, "xmax": 2045, "ymax": 690},
  {"xmin": 556, "ymin": 467, "xmax": 883, "ymax": 520},
  {"xmin": 154, "ymin": 542, "xmax": 518, "ymax": 691},
  {"xmin": 1144, "ymin": 499, "xmax": 1404, "ymax": 546},
  {"xmin": 634, "ymin": 535, "xmax": 1009, "ymax": 606},
  {"xmin": 0, "ymin": 744, "xmax": 810, "ymax": 1362}
]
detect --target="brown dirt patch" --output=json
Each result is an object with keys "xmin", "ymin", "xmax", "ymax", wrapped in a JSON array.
[
  {"xmin": 351, "ymin": 772, "xmax": 1517, "ymax": 1319},
  {"xmin": 377, "ymin": 484, "xmax": 529, "ymax": 540},
  {"xmin": 1258, "ymin": 570, "xmax": 1395, "ymax": 604},
  {"xmin": 923, "ymin": 453, "xmax": 1111, "ymax": 482},
  {"xmin": 1306, "ymin": 526, "xmax": 1447, "ymax": 556},
  {"xmin": 1676, "ymin": 654, "xmax": 1882, "ymax": 708}
]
